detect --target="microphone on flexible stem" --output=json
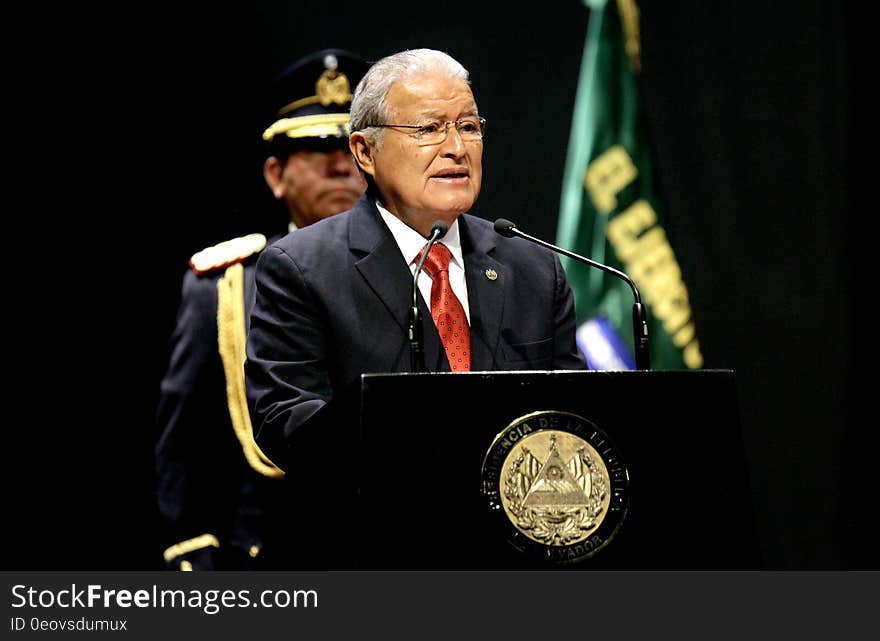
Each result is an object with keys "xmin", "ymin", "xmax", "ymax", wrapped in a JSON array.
[
  {"xmin": 409, "ymin": 220, "xmax": 449, "ymax": 372},
  {"xmin": 493, "ymin": 218, "xmax": 650, "ymax": 370}
]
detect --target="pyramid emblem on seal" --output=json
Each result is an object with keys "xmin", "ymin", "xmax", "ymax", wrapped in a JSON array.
[{"xmin": 522, "ymin": 435, "xmax": 590, "ymax": 508}]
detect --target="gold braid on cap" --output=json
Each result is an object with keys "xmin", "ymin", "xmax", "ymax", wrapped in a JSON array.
[
  {"xmin": 263, "ymin": 69, "xmax": 353, "ymax": 141},
  {"xmin": 262, "ymin": 113, "xmax": 350, "ymax": 142}
]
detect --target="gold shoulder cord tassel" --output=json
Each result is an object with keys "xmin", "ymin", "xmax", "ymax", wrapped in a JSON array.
[{"xmin": 217, "ymin": 263, "xmax": 285, "ymax": 478}]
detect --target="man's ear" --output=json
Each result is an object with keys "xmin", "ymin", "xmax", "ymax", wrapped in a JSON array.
[
  {"xmin": 263, "ymin": 156, "xmax": 285, "ymax": 199},
  {"xmin": 349, "ymin": 133, "xmax": 376, "ymax": 177}
]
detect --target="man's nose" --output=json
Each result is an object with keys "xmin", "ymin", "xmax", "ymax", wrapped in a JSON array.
[{"xmin": 439, "ymin": 125, "xmax": 466, "ymax": 156}]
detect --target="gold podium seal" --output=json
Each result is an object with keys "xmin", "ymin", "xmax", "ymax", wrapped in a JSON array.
[{"xmin": 481, "ymin": 410, "xmax": 630, "ymax": 564}]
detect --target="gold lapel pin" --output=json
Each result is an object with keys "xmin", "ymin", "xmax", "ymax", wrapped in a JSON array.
[{"xmin": 485, "ymin": 268, "xmax": 498, "ymax": 281}]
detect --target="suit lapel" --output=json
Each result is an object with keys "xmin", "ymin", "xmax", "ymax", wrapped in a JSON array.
[
  {"xmin": 460, "ymin": 215, "xmax": 505, "ymax": 370},
  {"xmin": 349, "ymin": 198, "xmax": 444, "ymax": 372}
]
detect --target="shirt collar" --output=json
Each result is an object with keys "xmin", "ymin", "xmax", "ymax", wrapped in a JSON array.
[{"xmin": 376, "ymin": 200, "xmax": 463, "ymax": 268}]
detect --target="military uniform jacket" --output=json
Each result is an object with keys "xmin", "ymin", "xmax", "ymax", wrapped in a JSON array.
[{"xmin": 155, "ymin": 232, "xmax": 284, "ymax": 570}]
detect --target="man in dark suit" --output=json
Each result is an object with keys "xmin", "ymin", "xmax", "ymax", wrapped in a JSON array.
[
  {"xmin": 246, "ymin": 48, "xmax": 586, "ymax": 491},
  {"xmin": 155, "ymin": 48, "xmax": 370, "ymax": 570}
]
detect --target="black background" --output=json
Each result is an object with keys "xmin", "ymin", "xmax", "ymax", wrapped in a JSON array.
[{"xmin": 9, "ymin": 0, "xmax": 866, "ymax": 570}]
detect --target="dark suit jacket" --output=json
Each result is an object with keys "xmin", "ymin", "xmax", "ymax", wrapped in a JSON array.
[{"xmin": 246, "ymin": 196, "xmax": 586, "ymax": 466}]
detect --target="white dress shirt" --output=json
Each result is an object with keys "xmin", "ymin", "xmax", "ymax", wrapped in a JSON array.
[{"xmin": 377, "ymin": 201, "xmax": 471, "ymax": 324}]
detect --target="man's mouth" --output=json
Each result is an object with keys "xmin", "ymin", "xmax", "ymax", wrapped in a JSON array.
[{"xmin": 432, "ymin": 169, "xmax": 470, "ymax": 180}]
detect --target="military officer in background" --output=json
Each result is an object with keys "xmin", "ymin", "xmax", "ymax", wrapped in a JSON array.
[{"xmin": 155, "ymin": 49, "xmax": 371, "ymax": 570}]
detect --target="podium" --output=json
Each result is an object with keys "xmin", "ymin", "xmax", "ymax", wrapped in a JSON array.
[{"xmin": 284, "ymin": 369, "xmax": 761, "ymax": 570}]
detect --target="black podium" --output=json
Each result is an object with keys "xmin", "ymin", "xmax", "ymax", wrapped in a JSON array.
[{"xmin": 284, "ymin": 369, "xmax": 761, "ymax": 570}]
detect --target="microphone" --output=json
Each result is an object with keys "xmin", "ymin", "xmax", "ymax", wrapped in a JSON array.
[
  {"xmin": 493, "ymin": 218, "xmax": 650, "ymax": 370},
  {"xmin": 409, "ymin": 220, "xmax": 449, "ymax": 372}
]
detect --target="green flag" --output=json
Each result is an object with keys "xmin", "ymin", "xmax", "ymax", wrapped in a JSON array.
[{"xmin": 556, "ymin": 0, "xmax": 702, "ymax": 370}]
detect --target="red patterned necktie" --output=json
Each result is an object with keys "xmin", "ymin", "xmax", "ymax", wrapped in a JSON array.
[{"xmin": 418, "ymin": 243, "xmax": 471, "ymax": 372}]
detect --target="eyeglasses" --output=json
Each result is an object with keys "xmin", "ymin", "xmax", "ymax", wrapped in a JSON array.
[{"xmin": 364, "ymin": 117, "xmax": 486, "ymax": 146}]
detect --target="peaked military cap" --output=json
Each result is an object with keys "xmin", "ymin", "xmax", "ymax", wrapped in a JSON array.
[{"xmin": 262, "ymin": 48, "xmax": 371, "ymax": 146}]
